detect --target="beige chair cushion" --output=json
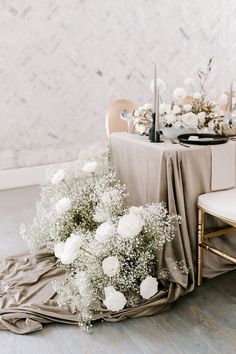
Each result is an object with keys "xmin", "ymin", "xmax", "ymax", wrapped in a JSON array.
[{"xmin": 198, "ymin": 188, "xmax": 236, "ymax": 222}]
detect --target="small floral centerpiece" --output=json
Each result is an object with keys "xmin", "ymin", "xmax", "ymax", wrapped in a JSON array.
[{"xmin": 21, "ymin": 146, "xmax": 182, "ymax": 332}]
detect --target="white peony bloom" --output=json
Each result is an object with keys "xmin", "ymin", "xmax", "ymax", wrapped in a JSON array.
[
  {"xmin": 117, "ymin": 213, "xmax": 144, "ymax": 239},
  {"xmin": 172, "ymin": 105, "xmax": 181, "ymax": 115},
  {"xmin": 55, "ymin": 197, "xmax": 72, "ymax": 217},
  {"xmin": 140, "ymin": 276, "xmax": 158, "ymax": 299},
  {"xmin": 54, "ymin": 233, "xmax": 83, "ymax": 264},
  {"xmin": 173, "ymin": 87, "xmax": 186, "ymax": 100},
  {"xmin": 159, "ymin": 103, "xmax": 171, "ymax": 115},
  {"xmin": 102, "ymin": 256, "xmax": 120, "ymax": 277},
  {"xmin": 103, "ymin": 286, "xmax": 127, "ymax": 312},
  {"xmin": 219, "ymin": 93, "xmax": 228, "ymax": 105},
  {"xmin": 51, "ymin": 169, "xmax": 65, "ymax": 185},
  {"xmin": 183, "ymin": 104, "xmax": 192, "ymax": 112},
  {"xmin": 95, "ymin": 222, "xmax": 116, "ymax": 243},
  {"xmin": 193, "ymin": 92, "xmax": 202, "ymax": 100},
  {"xmin": 198, "ymin": 112, "xmax": 206, "ymax": 124},
  {"xmin": 182, "ymin": 112, "xmax": 198, "ymax": 129},
  {"xmin": 150, "ymin": 78, "xmax": 166, "ymax": 95},
  {"xmin": 142, "ymin": 103, "xmax": 152, "ymax": 111},
  {"xmin": 81, "ymin": 161, "xmax": 98, "ymax": 174},
  {"xmin": 165, "ymin": 113, "xmax": 177, "ymax": 125}
]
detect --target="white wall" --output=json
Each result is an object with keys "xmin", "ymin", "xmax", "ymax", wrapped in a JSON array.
[{"xmin": 0, "ymin": 0, "xmax": 235, "ymax": 170}]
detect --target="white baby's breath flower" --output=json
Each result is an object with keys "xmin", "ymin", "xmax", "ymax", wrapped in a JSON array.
[
  {"xmin": 183, "ymin": 104, "xmax": 192, "ymax": 112},
  {"xmin": 75, "ymin": 271, "xmax": 90, "ymax": 297},
  {"xmin": 218, "ymin": 93, "xmax": 228, "ymax": 105},
  {"xmin": 193, "ymin": 92, "xmax": 202, "ymax": 100},
  {"xmin": 198, "ymin": 112, "xmax": 206, "ymax": 124},
  {"xmin": 150, "ymin": 78, "xmax": 166, "ymax": 95},
  {"xmin": 102, "ymin": 256, "xmax": 120, "ymax": 277},
  {"xmin": 103, "ymin": 286, "xmax": 127, "ymax": 311},
  {"xmin": 182, "ymin": 112, "xmax": 198, "ymax": 129},
  {"xmin": 173, "ymin": 87, "xmax": 186, "ymax": 100},
  {"xmin": 81, "ymin": 161, "xmax": 98, "ymax": 174},
  {"xmin": 159, "ymin": 103, "xmax": 171, "ymax": 115},
  {"xmin": 172, "ymin": 105, "xmax": 181, "ymax": 115},
  {"xmin": 51, "ymin": 169, "xmax": 65, "ymax": 185},
  {"xmin": 95, "ymin": 222, "xmax": 116, "ymax": 243},
  {"xmin": 140, "ymin": 276, "xmax": 158, "ymax": 299},
  {"xmin": 55, "ymin": 197, "xmax": 72, "ymax": 217},
  {"xmin": 54, "ymin": 233, "xmax": 83, "ymax": 264},
  {"xmin": 117, "ymin": 213, "xmax": 144, "ymax": 239},
  {"xmin": 142, "ymin": 103, "xmax": 152, "ymax": 111}
]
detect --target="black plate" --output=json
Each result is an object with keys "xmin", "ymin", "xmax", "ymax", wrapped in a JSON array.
[{"xmin": 177, "ymin": 133, "xmax": 229, "ymax": 145}]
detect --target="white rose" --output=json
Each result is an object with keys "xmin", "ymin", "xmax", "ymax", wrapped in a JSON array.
[
  {"xmin": 81, "ymin": 161, "xmax": 98, "ymax": 174},
  {"xmin": 95, "ymin": 222, "xmax": 116, "ymax": 243},
  {"xmin": 182, "ymin": 112, "xmax": 198, "ymax": 129},
  {"xmin": 198, "ymin": 112, "xmax": 206, "ymax": 124},
  {"xmin": 51, "ymin": 169, "xmax": 65, "ymax": 185},
  {"xmin": 117, "ymin": 213, "xmax": 144, "ymax": 239},
  {"xmin": 165, "ymin": 113, "xmax": 177, "ymax": 125},
  {"xmin": 142, "ymin": 103, "xmax": 152, "ymax": 111},
  {"xmin": 193, "ymin": 92, "xmax": 202, "ymax": 100},
  {"xmin": 183, "ymin": 104, "xmax": 192, "ymax": 112},
  {"xmin": 55, "ymin": 197, "xmax": 72, "ymax": 216},
  {"xmin": 173, "ymin": 87, "xmax": 186, "ymax": 100},
  {"xmin": 150, "ymin": 78, "xmax": 166, "ymax": 95},
  {"xmin": 54, "ymin": 233, "xmax": 83, "ymax": 264},
  {"xmin": 103, "ymin": 286, "xmax": 127, "ymax": 312},
  {"xmin": 140, "ymin": 276, "xmax": 158, "ymax": 299},
  {"xmin": 102, "ymin": 256, "xmax": 120, "ymax": 277},
  {"xmin": 219, "ymin": 93, "xmax": 228, "ymax": 105},
  {"xmin": 172, "ymin": 105, "xmax": 181, "ymax": 115}
]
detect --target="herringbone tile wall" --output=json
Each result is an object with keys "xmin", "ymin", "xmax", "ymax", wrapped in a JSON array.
[{"xmin": 0, "ymin": 0, "xmax": 235, "ymax": 169}]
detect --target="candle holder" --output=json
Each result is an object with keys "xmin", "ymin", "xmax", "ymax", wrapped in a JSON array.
[{"xmin": 149, "ymin": 113, "xmax": 163, "ymax": 143}]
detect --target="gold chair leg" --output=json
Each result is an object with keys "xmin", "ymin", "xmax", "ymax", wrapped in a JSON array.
[{"xmin": 197, "ymin": 208, "xmax": 205, "ymax": 286}]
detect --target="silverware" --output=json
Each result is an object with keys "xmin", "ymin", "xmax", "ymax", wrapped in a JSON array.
[{"xmin": 172, "ymin": 140, "xmax": 190, "ymax": 148}]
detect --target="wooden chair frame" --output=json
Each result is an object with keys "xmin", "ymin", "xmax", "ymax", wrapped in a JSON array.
[{"xmin": 197, "ymin": 206, "xmax": 236, "ymax": 286}]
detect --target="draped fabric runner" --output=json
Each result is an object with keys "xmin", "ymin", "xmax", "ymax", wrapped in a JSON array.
[
  {"xmin": 0, "ymin": 248, "xmax": 189, "ymax": 334},
  {"xmin": 211, "ymin": 141, "xmax": 236, "ymax": 191}
]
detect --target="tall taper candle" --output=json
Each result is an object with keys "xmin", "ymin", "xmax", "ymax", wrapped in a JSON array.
[
  {"xmin": 156, "ymin": 86, "xmax": 160, "ymax": 133},
  {"xmin": 154, "ymin": 64, "xmax": 157, "ymax": 114},
  {"xmin": 228, "ymin": 82, "xmax": 233, "ymax": 112}
]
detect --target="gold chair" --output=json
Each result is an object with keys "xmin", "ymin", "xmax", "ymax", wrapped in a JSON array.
[
  {"xmin": 197, "ymin": 188, "xmax": 236, "ymax": 286},
  {"xmin": 105, "ymin": 99, "xmax": 137, "ymax": 137}
]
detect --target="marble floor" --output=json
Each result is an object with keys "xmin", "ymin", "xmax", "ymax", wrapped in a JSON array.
[{"xmin": 0, "ymin": 186, "xmax": 235, "ymax": 354}]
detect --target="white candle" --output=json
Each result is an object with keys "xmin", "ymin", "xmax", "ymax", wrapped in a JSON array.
[
  {"xmin": 154, "ymin": 64, "xmax": 157, "ymax": 114},
  {"xmin": 156, "ymin": 86, "xmax": 160, "ymax": 133}
]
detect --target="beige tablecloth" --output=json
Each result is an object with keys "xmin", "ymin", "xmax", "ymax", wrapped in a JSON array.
[{"xmin": 110, "ymin": 132, "xmax": 236, "ymax": 278}]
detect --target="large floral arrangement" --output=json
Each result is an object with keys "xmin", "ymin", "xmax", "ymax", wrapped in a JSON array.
[
  {"xmin": 133, "ymin": 58, "xmax": 223, "ymax": 134},
  {"xmin": 21, "ymin": 146, "xmax": 181, "ymax": 332}
]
